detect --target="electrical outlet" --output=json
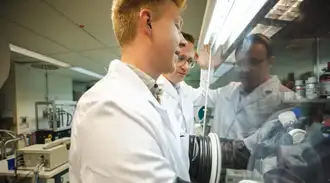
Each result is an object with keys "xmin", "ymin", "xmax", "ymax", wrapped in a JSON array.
[{"xmin": 20, "ymin": 117, "xmax": 29, "ymax": 128}]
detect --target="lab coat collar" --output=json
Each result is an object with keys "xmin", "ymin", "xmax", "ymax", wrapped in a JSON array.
[
  {"xmin": 108, "ymin": 60, "xmax": 161, "ymax": 106},
  {"xmin": 237, "ymin": 76, "xmax": 281, "ymax": 110},
  {"xmin": 108, "ymin": 60, "xmax": 181, "ymax": 138},
  {"xmin": 157, "ymin": 75, "xmax": 180, "ymax": 101},
  {"xmin": 238, "ymin": 75, "xmax": 280, "ymax": 95}
]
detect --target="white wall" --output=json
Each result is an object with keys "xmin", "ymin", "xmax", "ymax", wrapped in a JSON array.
[{"xmin": 15, "ymin": 64, "xmax": 73, "ymax": 134}]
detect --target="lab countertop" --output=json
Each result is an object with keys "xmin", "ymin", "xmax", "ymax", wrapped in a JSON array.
[{"xmin": 0, "ymin": 158, "xmax": 68, "ymax": 179}]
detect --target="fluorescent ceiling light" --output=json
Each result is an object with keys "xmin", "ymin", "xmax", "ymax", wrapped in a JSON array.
[
  {"xmin": 70, "ymin": 67, "xmax": 104, "ymax": 79},
  {"xmin": 216, "ymin": 0, "xmax": 268, "ymax": 49},
  {"xmin": 203, "ymin": 0, "xmax": 235, "ymax": 45},
  {"xmin": 265, "ymin": 0, "xmax": 303, "ymax": 21},
  {"xmin": 9, "ymin": 44, "xmax": 71, "ymax": 68}
]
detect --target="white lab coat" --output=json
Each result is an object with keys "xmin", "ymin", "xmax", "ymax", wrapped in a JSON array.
[
  {"xmin": 69, "ymin": 60, "xmax": 190, "ymax": 183},
  {"xmin": 204, "ymin": 75, "xmax": 292, "ymax": 139},
  {"xmin": 157, "ymin": 75, "xmax": 203, "ymax": 135}
]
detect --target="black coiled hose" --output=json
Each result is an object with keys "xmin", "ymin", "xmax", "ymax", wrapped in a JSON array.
[
  {"xmin": 189, "ymin": 135, "xmax": 217, "ymax": 183},
  {"xmin": 189, "ymin": 134, "xmax": 251, "ymax": 183}
]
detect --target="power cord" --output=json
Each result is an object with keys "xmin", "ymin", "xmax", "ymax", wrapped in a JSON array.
[{"xmin": 31, "ymin": 160, "xmax": 47, "ymax": 183}]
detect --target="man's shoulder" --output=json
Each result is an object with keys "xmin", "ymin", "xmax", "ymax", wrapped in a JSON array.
[
  {"xmin": 77, "ymin": 76, "xmax": 160, "ymax": 122},
  {"xmin": 219, "ymin": 81, "xmax": 242, "ymax": 94}
]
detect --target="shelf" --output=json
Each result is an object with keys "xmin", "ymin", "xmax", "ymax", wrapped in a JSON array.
[{"xmin": 283, "ymin": 98, "xmax": 330, "ymax": 104}]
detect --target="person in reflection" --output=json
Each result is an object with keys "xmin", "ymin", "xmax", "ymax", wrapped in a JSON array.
[
  {"xmin": 157, "ymin": 32, "xmax": 220, "ymax": 135},
  {"xmin": 195, "ymin": 34, "xmax": 293, "ymax": 149},
  {"xmin": 201, "ymin": 34, "xmax": 287, "ymax": 133}
]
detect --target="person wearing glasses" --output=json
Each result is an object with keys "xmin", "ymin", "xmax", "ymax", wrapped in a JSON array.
[
  {"xmin": 197, "ymin": 34, "xmax": 293, "ymax": 148},
  {"xmin": 157, "ymin": 32, "xmax": 216, "ymax": 135}
]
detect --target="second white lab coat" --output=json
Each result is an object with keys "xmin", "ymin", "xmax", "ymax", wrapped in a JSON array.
[
  {"xmin": 157, "ymin": 75, "xmax": 200, "ymax": 135},
  {"xmin": 205, "ymin": 76, "xmax": 292, "ymax": 139},
  {"xmin": 163, "ymin": 69, "xmax": 292, "ymax": 141},
  {"xmin": 157, "ymin": 70, "xmax": 216, "ymax": 135},
  {"xmin": 69, "ymin": 60, "xmax": 190, "ymax": 183}
]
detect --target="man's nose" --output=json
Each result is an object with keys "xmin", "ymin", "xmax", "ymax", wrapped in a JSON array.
[{"xmin": 179, "ymin": 32, "xmax": 188, "ymax": 48}]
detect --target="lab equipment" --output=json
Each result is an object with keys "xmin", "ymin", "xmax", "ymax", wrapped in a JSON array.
[
  {"xmin": 35, "ymin": 100, "xmax": 76, "ymax": 143},
  {"xmin": 305, "ymin": 76, "xmax": 319, "ymax": 99},
  {"xmin": 294, "ymin": 80, "xmax": 305, "ymax": 98},
  {"xmin": 7, "ymin": 157, "xmax": 15, "ymax": 170},
  {"xmin": 319, "ymin": 61, "xmax": 330, "ymax": 98},
  {"xmin": 16, "ymin": 137, "xmax": 70, "ymax": 171},
  {"xmin": 0, "ymin": 130, "xmax": 28, "ymax": 160},
  {"xmin": 188, "ymin": 122, "xmax": 286, "ymax": 183},
  {"xmin": 277, "ymin": 107, "xmax": 306, "ymax": 144},
  {"xmin": 321, "ymin": 119, "xmax": 330, "ymax": 138},
  {"xmin": 189, "ymin": 133, "xmax": 222, "ymax": 183}
]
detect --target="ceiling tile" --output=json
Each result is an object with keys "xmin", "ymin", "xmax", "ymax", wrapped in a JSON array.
[
  {"xmin": 106, "ymin": 46, "xmax": 121, "ymax": 57},
  {"xmin": 51, "ymin": 68, "xmax": 97, "ymax": 82},
  {"xmin": 46, "ymin": 0, "xmax": 118, "ymax": 48},
  {"xmin": 51, "ymin": 52, "xmax": 106, "ymax": 74},
  {"xmin": 1, "ymin": 1, "xmax": 105, "ymax": 51},
  {"xmin": 1, "ymin": 18, "xmax": 69, "ymax": 54},
  {"xmin": 80, "ymin": 48, "xmax": 118, "ymax": 65}
]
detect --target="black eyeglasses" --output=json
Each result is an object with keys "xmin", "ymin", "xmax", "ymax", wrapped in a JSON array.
[{"xmin": 177, "ymin": 55, "xmax": 196, "ymax": 68}]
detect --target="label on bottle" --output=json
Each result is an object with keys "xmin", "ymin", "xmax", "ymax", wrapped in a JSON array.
[
  {"xmin": 320, "ymin": 80, "xmax": 330, "ymax": 97},
  {"xmin": 306, "ymin": 83, "xmax": 319, "ymax": 99}
]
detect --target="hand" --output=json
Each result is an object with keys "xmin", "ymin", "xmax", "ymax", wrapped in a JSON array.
[
  {"xmin": 243, "ymin": 118, "xmax": 287, "ymax": 155},
  {"xmin": 196, "ymin": 44, "xmax": 210, "ymax": 70},
  {"xmin": 197, "ymin": 44, "xmax": 223, "ymax": 70}
]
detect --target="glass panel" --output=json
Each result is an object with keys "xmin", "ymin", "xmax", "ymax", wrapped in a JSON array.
[{"xmin": 200, "ymin": 0, "xmax": 330, "ymax": 182}]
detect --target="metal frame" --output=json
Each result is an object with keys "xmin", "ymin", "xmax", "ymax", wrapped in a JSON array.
[
  {"xmin": 35, "ymin": 101, "xmax": 77, "ymax": 132},
  {"xmin": 221, "ymin": 0, "xmax": 278, "ymax": 61}
]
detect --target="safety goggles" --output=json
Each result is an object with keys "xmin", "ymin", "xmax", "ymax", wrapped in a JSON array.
[{"xmin": 177, "ymin": 55, "xmax": 196, "ymax": 68}]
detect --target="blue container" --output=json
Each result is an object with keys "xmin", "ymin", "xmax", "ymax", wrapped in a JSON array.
[{"xmin": 7, "ymin": 158, "xmax": 15, "ymax": 170}]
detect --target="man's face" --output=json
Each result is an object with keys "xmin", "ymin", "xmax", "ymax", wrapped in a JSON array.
[
  {"xmin": 164, "ymin": 41, "xmax": 195, "ymax": 84},
  {"xmin": 236, "ymin": 43, "xmax": 272, "ymax": 92},
  {"xmin": 150, "ymin": 2, "xmax": 186, "ymax": 74}
]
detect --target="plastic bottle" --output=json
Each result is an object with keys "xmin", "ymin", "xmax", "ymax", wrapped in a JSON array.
[
  {"xmin": 294, "ymin": 80, "xmax": 305, "ymax": 98},
  {"xmin": 320, "ymin": 62, "xmax": 330, "ymax": 98},
  {"xmin": 305, "ymin": 76, "xmax": 319, "ymax": 99},
  {"xmin": 278, "ymin": 108, "xmax": 306, "ymax": 144}
]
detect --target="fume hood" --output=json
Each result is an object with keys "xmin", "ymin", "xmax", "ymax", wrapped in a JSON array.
[{"xmin": 198, "ymin": 0, "xmax": 304, "ymax": 80}]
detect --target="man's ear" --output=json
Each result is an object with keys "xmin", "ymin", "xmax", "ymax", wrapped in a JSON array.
[{"xmin": 139, "ymin": 9, "xmax": 152, "ymax": 36}]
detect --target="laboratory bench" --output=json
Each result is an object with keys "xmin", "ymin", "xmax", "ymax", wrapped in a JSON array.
[{"xmin": 0, "ymin": 157, "xmax": 68, "ymax": 183}]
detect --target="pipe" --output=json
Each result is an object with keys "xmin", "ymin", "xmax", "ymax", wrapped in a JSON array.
[
  {"xmin": 3, "ymin": 137, "xmax": 21, "ymax": 159},
  {"xmin": 0, "ymin": 130, "xmax": 17, "ymax": 139},
  {"xmin": 0, "ymin": 140, "xmax": 4, "ymax": 160},
  {"xmin": 45, "ymin": 69, "xmax": 49, "ymax": 101}
]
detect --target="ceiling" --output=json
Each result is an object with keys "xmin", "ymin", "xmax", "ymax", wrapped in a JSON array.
[
  {"xmin": 0, "ymin": 0, "xmax": 207, "ymax": 81},
  {"xmin": 272, "ymin": 0, "xmax": 330, "ymax": 39}
]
